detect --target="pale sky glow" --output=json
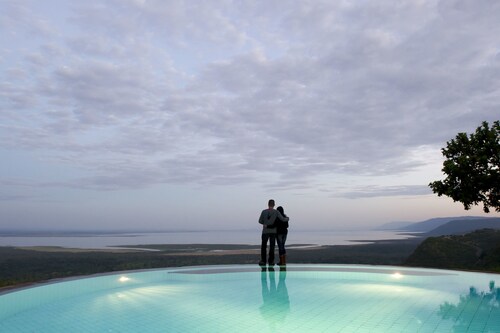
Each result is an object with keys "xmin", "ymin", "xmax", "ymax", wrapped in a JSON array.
[{"xmin": 1, "ymin": 0, "xmax": 499, "ymax": 231}]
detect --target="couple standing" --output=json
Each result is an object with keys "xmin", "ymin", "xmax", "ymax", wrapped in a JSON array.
[{"xmin": 258, "ymin": 199, "xmax": 289, "ymax": 267}]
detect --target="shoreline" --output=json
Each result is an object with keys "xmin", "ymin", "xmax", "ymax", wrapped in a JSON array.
[
  {"xmin": 0, "ymin": 230, "xmax": 416, "ymax": 249},
  {"xmin": 10, "ymin": 238, "xmax": 419, "ymax": 254}
]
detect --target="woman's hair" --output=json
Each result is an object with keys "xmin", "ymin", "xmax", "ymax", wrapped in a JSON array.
[{"xmin": 277, "ymin": 206, "xmax": 286, "ymax": 217}]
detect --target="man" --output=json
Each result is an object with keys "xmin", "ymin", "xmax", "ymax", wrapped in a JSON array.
[{"xmin": 258, "ymin": 199, "xmax": 289, "ymax": 266}]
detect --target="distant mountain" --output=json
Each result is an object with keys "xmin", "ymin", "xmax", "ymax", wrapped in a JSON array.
[
  {"xmin": 373, "ymin": 221, "xmax": 414, "ymax": 230},
  {"xmin": 404, "ymin": 229, "xmax": 500, "ymax": 272},
  {"xmin": 424, "ymin": 218, "xmax": 500, "ymax": 237},
  {"xmin": 399, "ymin": 216, "xmax": 491, "ymax": 233}
]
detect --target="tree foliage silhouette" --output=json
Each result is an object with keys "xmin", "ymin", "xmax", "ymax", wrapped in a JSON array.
[{"xmin": 429, "ymin": 120, "xmax": 500, "ymax": 213}]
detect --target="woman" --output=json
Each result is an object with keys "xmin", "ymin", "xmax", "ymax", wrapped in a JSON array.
[{"xmin": 276, "ymin": 206, "xmax": 289, "ymax": 266}]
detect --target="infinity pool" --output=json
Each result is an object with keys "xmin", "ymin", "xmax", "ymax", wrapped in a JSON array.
[{"xmin": 0, "ymin": 265, "xmax": 499, "ymax": 332}]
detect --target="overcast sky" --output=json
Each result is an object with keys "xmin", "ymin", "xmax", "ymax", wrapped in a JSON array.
[{"xmin": 1, "ymin": 0, "xmax": 499, "ymax": 231}]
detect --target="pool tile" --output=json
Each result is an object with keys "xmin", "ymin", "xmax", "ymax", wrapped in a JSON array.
[{"xmin": 1, "ymin": 265, "xmax": 499, "ymax": 333}]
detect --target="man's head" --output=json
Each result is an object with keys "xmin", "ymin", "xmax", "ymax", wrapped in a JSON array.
[{"xmin": 268, "ymin": 199, "xmax": 275, "ymax": 208}]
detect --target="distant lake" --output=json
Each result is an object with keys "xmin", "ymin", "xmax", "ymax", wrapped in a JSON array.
[{"xmin": 0, "ymin": 230, "xmax": 415, "ymax": 249}]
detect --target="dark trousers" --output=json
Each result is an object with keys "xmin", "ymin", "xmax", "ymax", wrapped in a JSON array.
[
  {"xmin": 276, "ymin": 233, "xmax": 287, "ymax": 256},
  {"xmin": 261, "ymin": 233, "xmax": 276, "ymax": 264}
]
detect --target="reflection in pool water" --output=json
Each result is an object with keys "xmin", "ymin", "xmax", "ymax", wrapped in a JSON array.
[
  {"xmin": 0, "ymin": 265, "xmax": 499, "ymax": 332},
  {"xmin": 439, "ymin": 281, "xmax": 499, "ymax": 332},
  {"xmin": 260, "ymin": 268, "xmax": 290, "ymax": 329}
]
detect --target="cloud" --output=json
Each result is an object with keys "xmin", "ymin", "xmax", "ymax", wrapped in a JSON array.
[
  {"xmin": 334, "ymin": 185, "xmax": 432, "ymax": 199},
  {"xmin": 0, "ymin": 1, "xmax": 55, "ymax": 38},
  {"xmin": 0, "ymin": 194, "xmax": 34, "ymax": 201},
  {"xmin": 1, "ymin": 0, "xmax": 499, "ymax": 194}
]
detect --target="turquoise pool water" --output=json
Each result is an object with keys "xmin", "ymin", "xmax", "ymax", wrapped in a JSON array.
[{"xmin": 0, "ymin": 265, "xmax": 498, "ymax": 332}]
